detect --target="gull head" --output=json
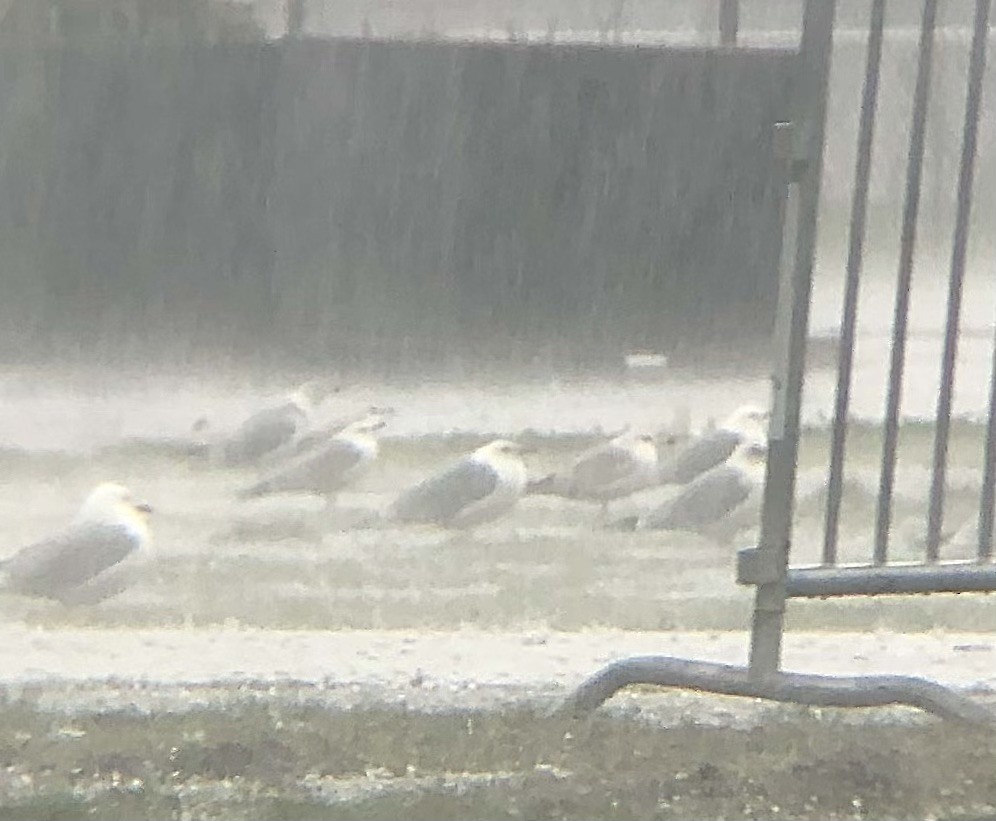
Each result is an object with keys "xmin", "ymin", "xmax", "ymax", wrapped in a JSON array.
[
  {"xmin": 730, "ymin": 439, "xmax": 769, "ymax": 477},
  {"xmin": 340, "ymin": 415, "xmax": 389, "ymax": 438},
  {"xmin": 724, "ymin": 405, "xmax": 770, "ymax": 438},
  {"xmin": 614, "ymin": 431, "xmax": 658, "ymax": 459},
  {"xmin": 75, "ymin": 482, "xmax": 153, "ymax": 536},
  {"xmin": 477, "ymin": 439, "xmax": 530, "ymax": 460},
  {"xmin": 290, "ymin": 379, "xmax": 337, "ymax": 411}
]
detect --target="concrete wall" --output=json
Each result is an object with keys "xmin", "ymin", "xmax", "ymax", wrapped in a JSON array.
[{"xmin": 0, "ymin": 35, "xmax": 795, "ymax": 371}]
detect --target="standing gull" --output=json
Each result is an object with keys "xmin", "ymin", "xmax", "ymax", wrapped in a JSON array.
[
  {"xmin": 238, "ymin": 415, "xmax": 387, "ymax": 501},
  {"xmin": 212, "ymin": 380, "xmax": 332, "ymax": 467},
  {"xmin": 0, "ymin": 482, "xmax": 153, "ymax": 603},
  {"xmin": 658, "ymin": 405, "xmax": 769, "ymax": 485},
  {"xmin": 389, "ymin": 440, "xmax": 529, "ymax": 530},
  {"xmin": 627, "ymin": 440, "xmax": 768, "ymax": 540},
  {"xmin": 527, "ymin": 431, "xmax": 660, "ymax": 516}
]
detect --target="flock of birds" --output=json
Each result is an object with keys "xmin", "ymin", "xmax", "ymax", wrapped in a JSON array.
[{"xmin": 0, "ymin": 380, "xmax": 771, "ymax": 606}]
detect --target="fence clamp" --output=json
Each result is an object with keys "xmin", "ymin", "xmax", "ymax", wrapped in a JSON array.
[{"xmin": 736, "ymin": 546, "xmax": 785, "ymax": 586}]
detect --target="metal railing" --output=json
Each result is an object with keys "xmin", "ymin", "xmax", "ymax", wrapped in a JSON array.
[
  {"xmin": 563, "ymin": 0, "xmax": 996, "ymax": 724},
  {"xmin": 802, "ymin": 0, "xmax": 991, "ymax": 587}
]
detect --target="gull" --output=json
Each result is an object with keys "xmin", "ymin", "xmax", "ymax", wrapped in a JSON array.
[
  {"xmin": 527, "ymin": 431, "xmax": 659, "ymax": 516},
  {"xmin": 259, "ymin": 405, "xmax": 395, "ymax": 469},
  {"xmin": 636, "ymin": 439, "xmax": 768, "ymax": 540},
  {"xmin": 238, "ymin": 414, "xmax": 387, "ymax": 501},
  {"xmin": 212, "ymin": 380, "xmax": 332, "ymax": 467},
  {"xmin": 658, "ymin": 405, "xmax": 769, "ymax": 485},
  {"xmin": 389, "ymin": 440, "xmax": 529, "ymax": 530},
  {"xmin": 0, "ymin": 483, "xmax": 152, "ymax": 603}
]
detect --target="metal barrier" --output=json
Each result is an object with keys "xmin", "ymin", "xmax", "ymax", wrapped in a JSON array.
[{"xmin": 563, "ymin": 0, "xmax": 996, "ymax": 724}]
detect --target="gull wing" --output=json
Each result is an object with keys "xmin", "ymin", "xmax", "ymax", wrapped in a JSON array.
[
  {"xmin": 3, "ymin": 523, "xmax": 139, "ymax": 599},
  {"xmin": 640, "ymin": 465, "xmax": 751, "ymax": 532},
  {"xmin": 241, "ymin": 436, "xmax": 368, "ymax": 497},
  {"xmin": 391, "ymin": 459, "xmax": 500, "ymax": 525},
  {"xmin": 220, "ymin": 403, "xmax": 307, "ymax": 465},
  {"xmin": 658, "ymin": 428, "xmax": 741, "ymax": 484},
  {"xmin": 572, "ymin": 444, "xmax": 641, "ymax": 492}
]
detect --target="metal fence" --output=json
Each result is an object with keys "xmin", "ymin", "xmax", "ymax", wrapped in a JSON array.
[{"xmin": 564, "ymin": 0, "xmax": 996, "ymax": 724}]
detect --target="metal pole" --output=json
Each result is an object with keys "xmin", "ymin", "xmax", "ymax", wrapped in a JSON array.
[
  {"xmin": 926, "ymin": 0, "xmax": 992, "ymax": 561},
  {"xmin": 823, "ymin": 0, "xmax": 886, "ymax": 566},
  {"xmin": 787, "ymin": 562, "xmax": 996, "ymax": 597},
  {"xmin": 979, "ymin": 336, "xmax": 996, "ymax": 560},
  {"xmin": 748, "ymin": 0, "xmax": 837, "ymax": 682},
  {"xmin": 286, "ymin": 0, "xmax": 305, "ymax": 38},
  {"xmin": 873, "ymin": 0, "xmax": 938, "ymax": 564},
  {"xmin": 719, "ymin": 0, "xmax": 740, "ymax": 46}
]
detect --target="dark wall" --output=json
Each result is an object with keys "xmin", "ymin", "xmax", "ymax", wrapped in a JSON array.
[{"xmin": 0, "ymin": 36, "xmax": 796, "ymax": 372}]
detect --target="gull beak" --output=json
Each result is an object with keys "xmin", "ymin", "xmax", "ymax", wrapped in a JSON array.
[{"xmin": 135, "ymin": 501, "xmax": 153, "ymax": 514}]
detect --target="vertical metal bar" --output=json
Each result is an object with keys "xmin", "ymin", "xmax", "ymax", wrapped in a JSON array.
[
  {"xmin": 873, "ymin": 0, "xmax": 938, "ymax": 564},
  {"xmin": 979, "ymin": 341, "xmax": 996, "ymax": 559},
  {"xmin": 823, "ymin": 0, "xmax": 887, "ymax": 566},
  {"xmin": 719, "ymin": 0, "xmax": 740, "ymax": 46},
  {"xmin": 286, "ymin": 0, "xmax": 306, "ymax": 38},
  {"xmin": 748, "ymin": 0, "xmax": 837, "ymax": 682},
  {"xmin": 926, "ymin": 0, "xmax": 992, "ymax": 561}
]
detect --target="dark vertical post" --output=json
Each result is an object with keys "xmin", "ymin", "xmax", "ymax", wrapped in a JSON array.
[
  {"xmin": 748, "ymin": 0, "xmax": 836, "ymax": 681},
  {"xmin": 286, "ymin": 0, "xmax": 305, "ymax": 38},
  {"xmin": 719, "ymin": 0, "xmax": 740, "ymax": 46},
  {"xmin": 926, "ymin": 0, "xmax": 992, "ymax": 561},
  {"xmin": 823, "ymin": 0, "xmax": 887, "ymax": 566},
  {"xmin": 874, "ymin": 0, "xmax": 937, "ymax": 564}
]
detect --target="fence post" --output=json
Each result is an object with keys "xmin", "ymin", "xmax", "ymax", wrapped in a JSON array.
[
  {"xmin": 286, "ymin": 0, "xmax": 305, "ymax": 38},
  {"xmin": 746, "ymin": 0, "xmax": 836, "ymax": 681},
  {"xmin": 719, "ymin": 0, "xmax": 740, "ymax": 46}
]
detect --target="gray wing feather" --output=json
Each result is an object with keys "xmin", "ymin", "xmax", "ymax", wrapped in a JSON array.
[
  {"xmin": 3, "ymin": 524, "xmax": 138, "ymax": 599},
  {"xmin": 573, "ymin": 446, "xmax": 638, "ymax": 490},
  {"xmin": 56, "ymin": 562, "xmax": 140, "ymax": 606},
  {"xmin": 220, "ymin": 404, "xmax": 306, "ymax": 465},
  {"xmin": 529, "ymin": 445, "xmax": 639, "ymax": 498},
  {"xmin": 263, "ymin": 415, "xmax": 362, "ymax": 467},
  {"xmin": 392, "ymin": 460, "xmax": 500, "ymax": 524},
  {"xmin": 526, "ymin": 472, "xmax": 573, "ymax": 496},
  {"xmin": 641, "ymin": 466, "xmax": 750, "ymax": 532},
  {"xmin": 242, "ymin": 438, "xmax": 365, "ymax": 497},
  {"xmin": 658, "ymin": 429, "xmax": 741, "ymax": 484}
]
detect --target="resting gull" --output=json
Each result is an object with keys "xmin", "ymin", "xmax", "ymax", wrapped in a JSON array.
[
  {"xmin": 527, "ymin": 430, "xmax": 659, "ymax": 515},
  {"xmin": 238, "ymin": 414, "xmax": 387, "ymax": 500},
  {"xmin": 617, "ymin": 440, "xmax": 767, "ymax": 540},
  {"xmin": 260, "ymin": 405, "xmax": 395, "ymax": 469},
  {"xmin": 212, "ymin": 380, "xmax": 332, "ymax": 467},
  {"xmin": 389, "ymin": 440, "xmax": 528, "ymax": 530},
  {"xmin": 0, "ymin": 482, "xmax": 152, "ymax": 603},
  {"xmin": 658, "ymin": 404, "xmax": 769, "ymax": 485}
]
